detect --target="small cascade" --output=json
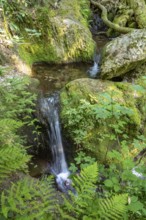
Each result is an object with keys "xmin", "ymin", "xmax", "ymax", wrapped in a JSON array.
[
  {"xmin": 132, "ymin": 167, "xmax": 145, "ymax": 179},
  {"xmin": 39, "ymin": 92, "xmax": 71, "ymax": 192},
  {"xmin": 87, "ymin": 53, "xmax": 101, "ymax": 78}
]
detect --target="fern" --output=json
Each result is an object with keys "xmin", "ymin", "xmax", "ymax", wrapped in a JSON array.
[
  {"xmin": 70, "ymin": 162, "xmax": 98, "ymax": 218},
  {"xmin": 0, "ymin": 76, "xmax": 36, "ymax": 120},
  {"xmin": 73, "ymin": 162, "xmax": 98, "ymax": 194},
  {"xmin": 0, "ymin": 74, "xmax": 129, "ymax": 220},
  {"xmin": 0, "ymin": 76, "xmax": 36, "ymax": 183},
  {"xmin": 59, "ymin": 163, "xmax": 128, "ymax": 220},
  {"xmin": 1, "ymin": 176, "xmax": 57, "ymax": 220},
  {"xmin": 99, "ymin": 194, "xmax": 128, "ymax": 220},
  {"xmin": 0, "ymin": 146, "xmax": 30, "ymax": 183},
  {"xmin": 58, "ymin": 163, "xmax": 97, "ymax": 219},
  {"xmin": 0, "ymin": 119, "xmax": 23, "ymax": 147}
]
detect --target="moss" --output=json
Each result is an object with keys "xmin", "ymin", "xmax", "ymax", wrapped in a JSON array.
[
  {"xmin": 18, "ymin": 42, "xmax": 59, "ymax": 65},
  {"xmin": 101, "ymin": 29, "xmax": 146, "ymax": 79},
  {"xmin": 107, "ymin": 8, "xmax": 133, "ymax": 36},
  {"xmin": 60, "ymin": 79, "xmax": 144, "ymax": 163},
  {"xmin": 127, "ymin": 0, "xmax": 146, "ymax": 28},
  {"xmin": 7, "ymin": 0, "xmax": 95, "ymax": 65}
]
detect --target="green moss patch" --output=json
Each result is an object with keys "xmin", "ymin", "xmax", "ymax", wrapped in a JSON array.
[{"xmin": 8, "ymin": 0, "xmax": 95, "ymax": 65}]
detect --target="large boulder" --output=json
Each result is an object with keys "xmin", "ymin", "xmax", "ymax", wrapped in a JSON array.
[
  {"xmin": 16, "ymin": 0, "xmax": 95, "ymax": 65},
  {"xmin": 60, "ymin": 78, "xmax": 146, "ymax": 162},
  {"xmin": 100, "ymin": 29, "xmax": 146, "ymax": 79}
]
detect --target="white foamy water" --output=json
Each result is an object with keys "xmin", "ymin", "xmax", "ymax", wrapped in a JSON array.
[{"xmin": 40, "ymin": 93, "xmax": 71, "ymax": 192}]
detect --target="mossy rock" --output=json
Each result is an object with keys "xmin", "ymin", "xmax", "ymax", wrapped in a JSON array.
[
  {"xmin": 60, "ymin": 78, "xmax": 145, "ymax": 163},
  {"xmin": 15, "ymin": 0, "xmax": 95, "ymax": 65},
  {"xmin": 100, "ymin": 29, "xmax": 146, "ymax": 79}
]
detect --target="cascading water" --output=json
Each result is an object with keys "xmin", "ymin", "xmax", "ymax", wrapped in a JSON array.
[
  {"xmin": 39, "ymin": 92, "xmax": 71, "ymax": 192},
  {"xmin": 87, "ymin": 53, "xmax": 101, "ymax": 78}
]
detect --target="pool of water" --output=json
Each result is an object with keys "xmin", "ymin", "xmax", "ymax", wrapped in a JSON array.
[
  {"xmin": 31, "ymin": 35, "xmax": 109, "ymax": 94},
  {"xmin": 32, "ymin": 62, "xmax": 91, "ymax": 94}
]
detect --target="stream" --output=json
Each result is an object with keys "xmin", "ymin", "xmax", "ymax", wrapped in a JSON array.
[{"xmin": 29, "ymin": 36, "xmax": 109, "ymax": 191}]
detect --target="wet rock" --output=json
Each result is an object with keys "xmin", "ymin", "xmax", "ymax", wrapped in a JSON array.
[
  {"xmin": 29, "ymin": 158, "xmax": 50, "ymax": 177},
  {"xmin": 100, "ymin": 29, "xmax": 146, "ymax": 79}
]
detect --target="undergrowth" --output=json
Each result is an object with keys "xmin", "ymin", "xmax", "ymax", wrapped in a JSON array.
[
  {"xmin": 61, "ymin": 79, "xmax": 146, "ymax": 219},
  {"xmin": 0, "ymin": 75, "xmax": 36, "ymax": 183},
  {"xmin": 0, "ymin": 72, "xmax": 129, "ymax": 219}
]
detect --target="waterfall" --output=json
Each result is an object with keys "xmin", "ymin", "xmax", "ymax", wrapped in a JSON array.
[
  {"xmin": 39, "ymin": 92, "xmax": 71, "ymax": 192},
  {"xmin": 87, "ymin": 54, "xmax": 101, "ymax": 78}
]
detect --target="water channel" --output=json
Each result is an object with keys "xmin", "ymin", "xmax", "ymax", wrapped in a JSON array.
[{"xmin": 29, "ymin": 35, "xmax": 109, "ymax": 191}]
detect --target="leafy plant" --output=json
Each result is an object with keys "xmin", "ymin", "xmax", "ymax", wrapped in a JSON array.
[
  {"xmin": 0, "ymin": 145, "xmax": 30, "ymax": 183},
  {"xmin": 0, "ymin": 0, "xmax": 31, "ymax": 39},
  {"xmin": 0, "ymin": 162, "xmax": 129, "ymax": 220},
  {"xmin": 25, "ymin": 28, "xmax": 41, "ymax": 38},
  {"xmin": 59, "ymin": 163, "xmax": 128, "ymax": 220},
  {"xmin": 61, "ymin": 83, "xmax": 146, "ymax": 219},
  {"xmin": 62, "ymin": 90, "xmax": 135, "ymax": 156},
  {"xmin": 0, "ymin": 75, "xmax": 36, "ymax": 182},
  {"xmin": 99, "ymin": 137, "xmax": 146, "ymax": 219},
  {"xmin": 69, "ymin": 151, "xmax": 96, "ymax": 173},
  {"xmin": 1, "ymin": 176, "xmax": 57, "ymax": 220}
]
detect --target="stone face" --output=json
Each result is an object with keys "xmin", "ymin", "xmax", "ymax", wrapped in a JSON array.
[
  {"xmin": 17, "ymin": 0, "xmax": 95, "ymax": 65},
  {"xmin": 60, "ymin": 78, "xmax": 146, "ymax": 162},
  {"xmin": 100, "ymin": 29, "xmax": 146, "ymax": 79}
]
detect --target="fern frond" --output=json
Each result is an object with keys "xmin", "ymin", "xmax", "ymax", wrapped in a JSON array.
[
  {"xmin": 1, "ymin": 176, "xmax": 57, "ymax": 220},
  {"xmin": 0, "ymin": 146, "xmax": 30, "ymax": 183},
  {"xmin": 59, "ymin": 163, "xmax": 128, "ymax": 220},
  {"xmin": 0, "ymin": 119, "xmax": 23, "ymax": 131},
  {"xmin": 59, "ymin": 163, "xmax": 98, "ymax": 219},
  {"xmin": 0, "ymin": 76, "xmax": 36, "ymax": 120},
  {"xmin": 0, "ymin": 118, "xmax": 23, "ymax": 146},
  {"xmin": 99, "ymin": 194, "xmax": 128, "ymax": 220},
  {"xmin": 0, "ymin": 76, "xmax": 36, "ymax": 185},
  {"xmin": 73, "ymin": 162, "xmax": 98, "ymax": 193}
]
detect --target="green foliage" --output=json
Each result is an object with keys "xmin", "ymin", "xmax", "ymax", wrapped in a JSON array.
[
  {"xmin": 0, "ymin": 158, "xmax": 128, "ymax": 220},
  {"xmin": 62, "ymin": 90, "xmax": 136, "ymax": 155},
  {"xmin": 99, "ymin": 194, "xmax": 128, "ymax": 220},
  {"xmin": 61, "ymin": 82, "xmax": 146, "ymax": 219},
  {"xmin": 1, "ymin": 0, "xmax": 29, "ymax": 35},
  {"xmin": 69, "ymin": 151, "xmax": 96, "ymax": 173},
  {"xmin": 1, "ymin": 0, "xmax": 95, "ymax": 64},
  {"xmin": 99, "ymin": 137, "xmax": 146, "ymax": 219},
  {"xmin": 0, "ymin": 71, "xmax": 58, "ymax": 220},
  {"xmin": 0, "ymin": 66, "xmax": 7, "ymax": 76},
  {"xmin": 79, "ymin": 0, "xmax": 91, "ymax": 24},
  {"xmin": 0, "ymin": 0, "xmax": 44, "ymax": 42},
  {"xmin": 60, "ymin": 163, "xmax": 128, "ymax": 220},
  {"xmin": 0, "ymin": 75, "xmax": 36, "ymax": 182},
  {"xmin": 0, "ymin": 146, "xmax": 30, "ymax": 183},
  {"xmin": 0, "ymin": 76, "xmax": 36, "ymax": 120},
  {"xmin": 24, "ymin": 28, "xmax": 41, "ymax": 38},
  {"xmin": 73, "ymin": 162, "xmax": 98, "ymax": 194},
  {"xmin": 1, "ymin": 176, "xmax": 56, "ymax": 220}
]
